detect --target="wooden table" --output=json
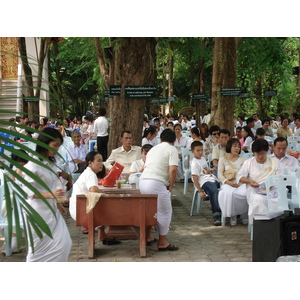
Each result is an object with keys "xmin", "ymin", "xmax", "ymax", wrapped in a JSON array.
[{"xmin": 76, "ymin": 188, "xmax": 157, "ymax": 258}]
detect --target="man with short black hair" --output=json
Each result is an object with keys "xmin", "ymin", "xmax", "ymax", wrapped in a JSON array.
[
  {"xmin": 253, "ymin": 113, "xmax": 262, "ymax": 132},
  {"xmin": 270, "ymin": 137, "xmax": 300, "ymax": 170},
  {"xmin": 105, "ymin": 130, "xmax": 141, "ymax": 173},
  {"xmin": 212, "ymin": 129, "xmax": 231, "ymax": 168},
  {"xmin": 93, "ymin": 107, "xmax": 109, "ymax": 161},
  {"xmin": 246, "ymin": 117, "xmax": 256, "ymax": 135}
]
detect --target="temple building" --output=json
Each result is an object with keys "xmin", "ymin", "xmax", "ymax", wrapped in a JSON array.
[{"xmin": 0, "ymin": 37, "xmax": 49, "ymax": 125}]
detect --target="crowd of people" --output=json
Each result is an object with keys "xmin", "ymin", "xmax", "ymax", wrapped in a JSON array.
[{"xmin": 2, "ymin": 109, "xmax": 300, "ymax": 261}]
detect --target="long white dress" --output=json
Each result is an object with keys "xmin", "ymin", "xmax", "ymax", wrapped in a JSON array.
[
  {"xmin": 236, "ymin": 157, "xmax": 278, "ymax": 225},
  {"xmin": 218, "ymin": 156, "xmax": 248, "ymax": 218},
  {"xmin": 23, "ymin": 158, "xmax": 72, "ymax": 262}
]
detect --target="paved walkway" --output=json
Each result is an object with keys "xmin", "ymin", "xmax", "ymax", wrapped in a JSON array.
[{"xmin": 0, "ymin": 181, "xmax": 252, "ymax": 262}]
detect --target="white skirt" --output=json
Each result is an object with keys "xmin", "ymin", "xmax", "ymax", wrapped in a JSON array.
[{"xmin": 218, "ymin": 184, "xmax": 248, "ymax": 217}]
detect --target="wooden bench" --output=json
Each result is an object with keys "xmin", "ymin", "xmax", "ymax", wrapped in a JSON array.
[{"xmin": 76, "ymin": 191, "xmax": 157, "ymax": 258}]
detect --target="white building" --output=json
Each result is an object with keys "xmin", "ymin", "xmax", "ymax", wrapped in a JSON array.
[{"xmin": 0, "ymin": 37, "xmax": 49, "ymax": 126}]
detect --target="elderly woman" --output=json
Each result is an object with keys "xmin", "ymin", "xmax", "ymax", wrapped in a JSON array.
[
  {"xmin": 237, "ymin": 139, "xmax": 279, "ymax": 225},
  {"xmin": 139, "ymin": 128, "xmax": 179, "ymax": 251},
  {"xmin": 276, "ymin": 117, "xmax": 293, "ymax": 139},
  {"xmin": 218, "ymin": 138, "xmax": 247, "ymax": 226},
  {"xmin": 69, "ymin": 151, "xmax": 120, "ymax": 245}
]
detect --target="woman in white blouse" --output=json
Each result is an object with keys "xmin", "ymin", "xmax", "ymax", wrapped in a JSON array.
[
  {"xmin": 237, "ymin": 139, "xmax": 279, "ymax": 225},
  {"xmin": 241, "ymin": 125, "xmax": 255, "ymax": 152},
  {"xmin": 141, "ymin": 125, "xmax": 158, "ymax": 146},
  {"xmin": 218, "ymin": 138, "xmax": 247, "ymax": 226},
  {"xmin": 69, "ymin": 151, "xmax": 121, "ymax": 245}
]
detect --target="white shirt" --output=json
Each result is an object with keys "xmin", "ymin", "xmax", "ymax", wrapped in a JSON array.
[
  {"xmin": 93, "ymin": 116, "xmax": 109, "ymax": 137},
  {"xmin": 174, "ymin": 136, "xmax": 188, "ymax": 153},
  {"xmin": 106, "ymin": 145, "xmax": 142, "ymax": 173},
  {"xmin": 254, "ymin": 119, "xmax": 262, "ymax": 131},
  {"xmin": 66, "ymin": 143, "xmax": 88, "ymax": 173},
  {"xmin": 69, "ymin": 166, "xmax": 99, "ymax": 220},
  {"xmin": 181, "ymin": 120, "xmax": 191, "ymax": 130},
  {"xmin": 140, "ymin": 142, "xmax": 178, "ymax": 186},
  {"xmin": 244, "ymin": 136, "xmax": 253, "ymax": 152},
  {"xmin": 294, "ymin": 127, "xmax": 300, "ymax": 136},
  {"xmin": 269, "ymin": 153, "xmax": 300, "ymax": 172},
  {"xmin": 141, "ymin": 137, "xmax": 158, "ymax": 147},
  {"xmin": 191, "ymin": 157, "xmax": 216, "ymax": 187},
  {"xmin": 130, "ymin": 159, "xmax": 145, "ymax": 173}
]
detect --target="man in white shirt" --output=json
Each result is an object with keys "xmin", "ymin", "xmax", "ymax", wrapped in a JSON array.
[
  {"xmin": 293, "ymin": 116, "xmax": 300, "ymax": 136},
  {"xmin": 269, "ymin": 137, "xmax": 300, "ymax": 170},
  {"xmin": 253, "ymin": 113, "xmax": 262, "ymax": 132},
  {"xmin": 93, "ymin": 108, "xmax": 109, "ymax": 161},
  {"xmin": 181, "ymin": 115, "xmax": 191, "ymax": 131},
  {"xmin": 67, "ymin": 131, "xmax": 88, "ymax": 173},
  {"xmin": 105, "ymin": 130, "xmax": 141, "ymax": 174}
]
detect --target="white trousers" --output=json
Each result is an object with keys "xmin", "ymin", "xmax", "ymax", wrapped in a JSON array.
[{"xmin": 139, "ymin": 179, "xmax": 172, "ymax": 236}]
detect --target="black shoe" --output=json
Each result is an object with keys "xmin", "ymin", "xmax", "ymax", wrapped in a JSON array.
[
  {"xmin": 102, "ymin": 237, "xmax": 122, "ymax": 245},
  {"xmin": 213, "ymin": 216, "xmax": 221, "ymax": 226}
]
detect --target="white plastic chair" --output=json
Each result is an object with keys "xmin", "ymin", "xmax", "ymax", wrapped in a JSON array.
[
  {"xmin": 287, "ymin": 140, "xmax": 298, "ymax": 152},
  {"xmin": 207, "ymin": 153, "xmax": 213, "ymax": 167},
  {"xmin": 241, "ymin": 152, "xmax": 253, "ymax": 159},
  {"xmin": 181, "ymin": 148, "xmax": 194, "ymax": 194},
  {"xmin": 287, "ymin": 136, "xmax": 300, "ymax": 143},
  {"xmin": 190, "ymin": 185, "xmax": 205, "ymax": 216},
  {"xmin": 265, "ymin": 174, "xmax": 299, "ymax": 212},
  {"xmin": 264, "ymin": 136, "xmax": 274, "ymax": 144}
]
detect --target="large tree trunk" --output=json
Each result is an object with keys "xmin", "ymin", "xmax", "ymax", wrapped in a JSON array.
[
  {"xmin": 210, "ymin": 37, "xmax": 237, "ymax": 135},
  {"xmin": 253, "ymin": 76, "xmax": 263, "ymax": 116},
  {"xmin": 18, "ymin": 37, "xmax": 38, "ymax": 120},
  {"xmin": 107, "ymin": 38, "xmax": 157, "ymax": 153},
  {"xmin": 195, "ymin": 40, "xmax": 206, "ymax": 127},
  {"xmin": 168, "ymin": 47, "xmax": 174, "ymax": 116}
]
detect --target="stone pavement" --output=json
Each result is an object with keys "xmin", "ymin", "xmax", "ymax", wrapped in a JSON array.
[{"xmin": 0, "ymin": 181, "xmax": 252, "ymax": 262}]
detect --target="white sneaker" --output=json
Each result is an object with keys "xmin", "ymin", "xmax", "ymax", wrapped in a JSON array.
[
  {"xmin": 242, "ymin": 218, "xmax": 248, "ymax": 225},
  {"xmin": 230, "ymin": 216, "xmax": 237, "ymax": 226}
]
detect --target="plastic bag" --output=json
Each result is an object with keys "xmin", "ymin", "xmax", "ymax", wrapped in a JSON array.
[{"xmin": 98, "ymin": 162, "xmax": 124, "ymax": 187}]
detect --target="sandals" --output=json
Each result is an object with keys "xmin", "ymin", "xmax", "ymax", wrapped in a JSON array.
[
  {"xmin": 146, "ymin": 237, "xmax": 158, "ymax": 246},
  {"xmin": 81, "ymin": 227, "xmax": 88, "ymax": 234},
  {"xmin": 158, "ymin": 244, "xmax": 179, "ymax": 251}
]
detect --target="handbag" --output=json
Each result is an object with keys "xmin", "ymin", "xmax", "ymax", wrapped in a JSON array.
[{"xmin": 223, "ymin": 155, "xmax": 237, "ymax": 181}]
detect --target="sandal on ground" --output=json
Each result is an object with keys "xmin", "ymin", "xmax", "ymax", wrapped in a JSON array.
[
  {"xmin": 102, "ymin": 237, "xmax": 121, "ymax": 245},
  {"xmin": 81, "ymin": 227, "xmax": 88, "ymax": 234},
  {"xmin": 146, "ymin": 237, "xmax": 158, "ymax": 246},
  {"xmin": 158, "ymin": 244, "xmax": 179, "ymax": 251}
]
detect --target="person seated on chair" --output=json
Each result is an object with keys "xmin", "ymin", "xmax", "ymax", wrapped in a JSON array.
[
  {"xmin": 241, "ymin": 126, "xmax": 255, "ymax": 153},
  {"xmin": 69, "ymin": 151, "xmax": 119, "ymax": 244},
  {"xmin": 237, "ymin": 139, "xmax": 279, "ymax": 225},
  {"xmin": 211, "ymin": 129, "xmax": 231, "ymax": 174},
  {"xmin": 105, "ymin": 130, "xmax": 141, "ymax": 174},
  {"xmin": 218, "ymin": 138, "xmax": 248, "ymax": 226},
  {"xmin": 66, "ymin": 131, "xmax": 88, "ymax": 173},
  {"xmin": 191, "ymin": 141, "xmax": 222, "ymax": 226},
  {"xmin": 269, "ymin": 137, "xmax": 300, "ymax": 171},
  {"xmin": 128, "ymin": 144, "xmax": 153, "ymax": 185}
]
